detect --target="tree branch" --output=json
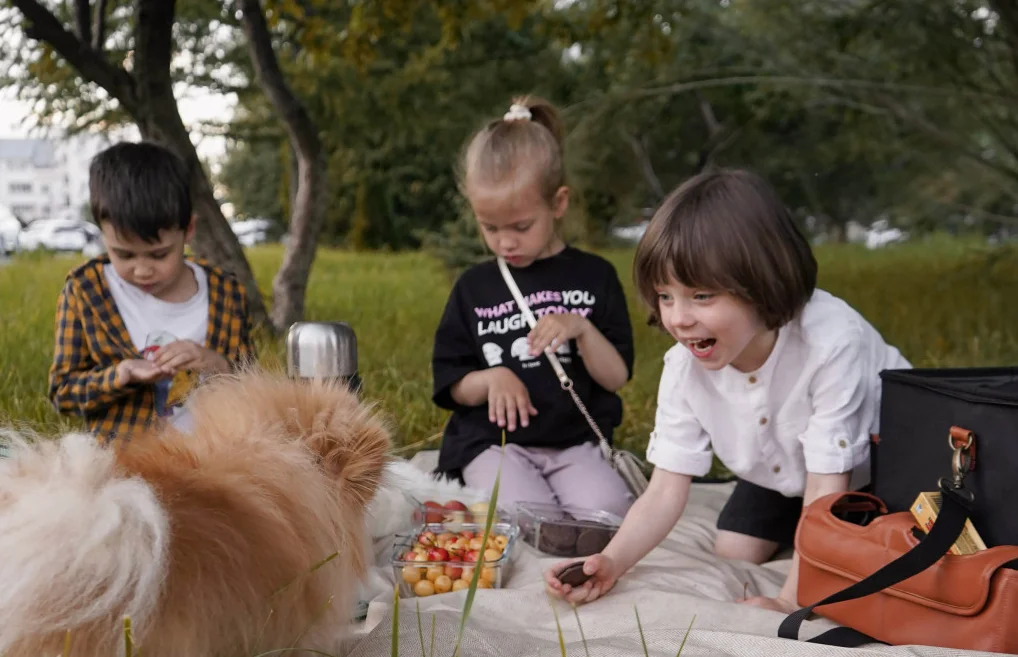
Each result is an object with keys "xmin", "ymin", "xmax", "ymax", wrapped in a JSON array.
[
  {"xmin": 10, "ymin": 0, "xmax": 137, "ymax": 112},
  {"xmin": 238, "ymin": 0, "xmax": 320, "ymax": 155},
  {"xmin": 92, "ymin": 0, "xmax": 109, "ymax": 51},
  {"xmin": 622, "ymin": 130, "xmax": 664, "ymax": 202},
  {"xmin": 75, "ymin": 0, "xmax": 92, "ymax": 47}
]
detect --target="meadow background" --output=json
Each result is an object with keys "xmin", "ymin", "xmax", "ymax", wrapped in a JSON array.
[{"xmin": 2, "ymin": 237, "xmax": 1015, "ymax": 458}]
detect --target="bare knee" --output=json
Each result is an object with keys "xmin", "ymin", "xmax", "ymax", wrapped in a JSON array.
[{"xmin": 714, "ymin": 530, "xmax": 779, "ymax": 564}]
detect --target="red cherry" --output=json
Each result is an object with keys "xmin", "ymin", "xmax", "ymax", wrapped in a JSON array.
[
  {"xmin": 422, "ymin": 501, "xmax": 444, "ymax": 524},
  {"xmin": 427, "ymin": 547, "xmax": 450, "ymax": 562},
  {"xmin": 444, "ymin": 556, "xmax": 463, "ymax": 579},
  {"xmin": 443, "ymin": 500, "xmax": 469, "ymax": 512},
  {"xmin": 464, "ymin": 550, "xmax": 479, "ymax": 563}
]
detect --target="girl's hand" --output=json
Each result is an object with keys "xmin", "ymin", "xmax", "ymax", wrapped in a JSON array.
[
  {"xmin": 544, "ymin": 553, "xmax": 621, "ymax": 605},
  {"xmin": 527, "ymin": 313, "xmax": 589, "ymax": 357},
  {"xmin": 484, "ymin": 367, "xmax": 537, "ymax": 431}
]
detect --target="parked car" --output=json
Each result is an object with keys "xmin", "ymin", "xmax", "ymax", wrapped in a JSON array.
[
  {"xmin": 16, "ymin": 219, "xmax": 105, "ymax": 256},
  {"xmin": 231, "ymin": 217, "xmax": 282, "ymax": 247}
]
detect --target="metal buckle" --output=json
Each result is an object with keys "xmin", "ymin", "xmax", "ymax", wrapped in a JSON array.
[{"xmin": 948, "ymin": 430, "xmax": 975, "ymax": 488}]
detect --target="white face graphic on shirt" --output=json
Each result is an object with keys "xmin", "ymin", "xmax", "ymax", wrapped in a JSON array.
[
  {"xmin": 510, "ymin": 336, "xmax": 536, "ymax": 362},
  {"xmin": 482, "ymin": 342, "xmax": 504, "ymax": 366}
]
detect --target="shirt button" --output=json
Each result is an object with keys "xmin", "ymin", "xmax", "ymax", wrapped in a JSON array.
[
  {"xmin": 772, "ymin": 465, "xmax": 781, "ymax": 473},
  {"xmin": 838, "ymin": 439, "xmax": 848, "ymax": 448},
  {"xmin": 759, "ymin": 417, "xmax": 768, "ymax": 426},
  {"xmin": 748, "ymin": 376, "xmax": 758, "ymax": 384}
]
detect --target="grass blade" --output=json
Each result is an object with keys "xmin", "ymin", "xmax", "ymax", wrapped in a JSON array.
[
  {"xmin": 546, "ymin": 594, "xmax": 568, "ymax": 657},
  {"xmin": 450, "ymin": 431, "xmax": 506, "ymax": 657},
  {"xmin": 271, "ymin": 550, "xmax": 340, "ymax": 597},
  {"xmin": 676, "ymin": 614, "xmax": 696, "ymax": 657},
  {"xmin": 417, "ymin": 598, "xmax": 426, "ymax": 657},
  {"xmin": 123, "ymin": 617, "xmax": 134, "ymax": 657},
  {"xmin": 63, "ymin": 630, "xmax": 72, "ymax": 657},
  {"xmin": 570, "ymin": 604, "xmax": 590, "ymax": 657},
  {"xmin": 430, "ymin": 615, "xmax": 436, "ymax": 657},
  {"xmin": 391, "ymin": 581, "xmax": 401, "ymax": 657},
  {"xmin": 634, "ymin": 606, "xmax": 649, "ymax": 657}
]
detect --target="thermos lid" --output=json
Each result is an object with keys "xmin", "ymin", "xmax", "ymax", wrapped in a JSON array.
[{"xmin": 286, "ymin": 321, "xmax": 358, "ymax": 380}]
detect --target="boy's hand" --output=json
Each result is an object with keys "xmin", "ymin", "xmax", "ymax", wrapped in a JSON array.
[
  {"xmin": 152, "ymin": 340, "xmax": 230, "ymax": 375},
  {"xmin": 544, "ymin": 553, "xmax": 620, "ymax": 605},
  {"xmin": 527, "ymin": 313, "xmax": 589, "ymax": 357},
  {"xmin": 484, "ymin": 367, "xmax": 537, "ymax": 431},
  {"xmin": 116, "ymin": 359, "xmax": 172, "ymax": 386}
]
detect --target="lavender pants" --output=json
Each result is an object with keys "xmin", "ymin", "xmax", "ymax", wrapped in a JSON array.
[{"xmin": 462, "ymin": 442, "xmax": 635, "ymax": 519}]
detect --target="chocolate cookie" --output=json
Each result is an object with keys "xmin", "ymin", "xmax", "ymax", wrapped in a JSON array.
[
  {"xmin": 557, "ymin": 561, "xmax": 592, "ymax": 587},
  {"xmin": 536, "ymin": 523, "xmax": 578, "ymax": 556},
  {"xmin": 575, "ymin": 525, "xmax": 615, "ymax": 556}
]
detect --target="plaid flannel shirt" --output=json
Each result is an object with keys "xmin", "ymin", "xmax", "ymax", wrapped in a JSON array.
[{"xmin": 48, "ymin": 255, "xmax": 256, "ymax": 441}]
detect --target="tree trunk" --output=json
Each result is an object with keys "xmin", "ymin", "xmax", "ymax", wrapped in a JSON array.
[
  {"xmin": 9, "ymin": 0, "xmax": 270, "ymax": 329},
  {"xmin": 135, "ymin": 90, "xmax": 270, "ymax": 329},
  {"xmin": 238, "ymin": 0, "xmax": 327, "ymax": 332}
]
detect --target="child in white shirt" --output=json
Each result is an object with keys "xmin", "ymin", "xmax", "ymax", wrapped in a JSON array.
[{"xmin": 545, "ymin": 168, "xmax": 910, "ymax": 612}]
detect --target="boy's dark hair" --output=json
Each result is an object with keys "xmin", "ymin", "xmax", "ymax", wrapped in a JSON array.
[
  {"xmin": 633, "ymin": 168, "xmax": 817, "ymax": 330},
  {"xmin": 89, "ymin": 141, "xmax": 192, "ymax": 243}
]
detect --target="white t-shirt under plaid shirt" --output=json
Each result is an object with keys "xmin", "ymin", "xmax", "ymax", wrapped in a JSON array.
[{"xmin": 645, "ymin": 289, "xmax": 911, "ymax": 498}]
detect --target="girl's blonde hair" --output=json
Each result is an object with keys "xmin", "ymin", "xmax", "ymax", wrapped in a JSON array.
[{"xmin": 458, "ymin": 95, "xmax": 566, "ymax": 205}]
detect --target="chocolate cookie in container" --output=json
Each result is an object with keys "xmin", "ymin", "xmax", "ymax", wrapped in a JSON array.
[{"xmin": 516, "ymin": 502, "xmax": 622, "ymax": 558}]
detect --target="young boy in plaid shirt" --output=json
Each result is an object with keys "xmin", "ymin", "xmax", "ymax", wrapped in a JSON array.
[{"xmin": 48, "ymin": 141, "xmax": 256, "ymax": 441}]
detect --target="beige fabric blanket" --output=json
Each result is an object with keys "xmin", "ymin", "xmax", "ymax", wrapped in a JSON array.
[{"xmin": 346, "ymin": 453, "xmax": 1000, "ymax": 657}]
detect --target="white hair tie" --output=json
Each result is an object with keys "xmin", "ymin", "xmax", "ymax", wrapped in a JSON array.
[{"xmin": 503, "ymin": 103, "xmax": 532, "ymax": 122}]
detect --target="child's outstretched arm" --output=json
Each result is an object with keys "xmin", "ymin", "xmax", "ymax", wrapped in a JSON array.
[{"xmin": 545, "ymin": 469, "xmax": 692, "ymax": 604}]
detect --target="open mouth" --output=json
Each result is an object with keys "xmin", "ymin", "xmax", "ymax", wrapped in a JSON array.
[{"xmin": 687, "ymin": 338, "xmax": 716, "ymax": 357}]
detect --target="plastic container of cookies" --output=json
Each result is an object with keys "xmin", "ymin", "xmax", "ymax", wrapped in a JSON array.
[
  {"xmin": 515, "ymin": 502, "xmax": 623, "ymax": 557},
  {"xmin": 391, "ymin": 521, "xmax": 520, "ymax": 598}
]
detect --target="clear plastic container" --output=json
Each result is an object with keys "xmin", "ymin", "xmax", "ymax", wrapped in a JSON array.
[
  {"xmin": 404, "ymin": 490, "xmax": 515, "ymax": 529},
  {"xmin": 516, "ymin": 502, "xmax": 623, "ymax": 557},
  {"xmin": 391, "ymin": 521, "xmax": 520, "ymax": 597}
]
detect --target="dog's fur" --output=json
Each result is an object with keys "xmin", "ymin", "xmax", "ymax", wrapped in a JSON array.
[{"xmin": 0, "ymin": 370, "xmax": 390, "ymax": 657}]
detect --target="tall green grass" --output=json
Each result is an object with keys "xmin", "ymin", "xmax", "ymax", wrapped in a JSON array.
[{"xmin": 2, "ymin": 237, "xmax": 1017, "ymax": 457}]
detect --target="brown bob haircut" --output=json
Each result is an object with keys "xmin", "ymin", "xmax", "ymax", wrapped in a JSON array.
[{"xmin": 633, "ymin": 168, "xmax": 817, "ymax": 330}]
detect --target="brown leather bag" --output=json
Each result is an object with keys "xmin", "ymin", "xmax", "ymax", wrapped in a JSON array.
[{"xmin": 791, "ymin": 489, "xmax": 1018, "ymax": 653}]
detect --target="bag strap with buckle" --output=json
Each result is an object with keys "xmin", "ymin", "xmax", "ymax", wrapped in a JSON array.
[
  {"xmin": 779, "ymin": 429, "xmax": 981, "ymax": 647},
  {"xmin": 495, "ymin": 256, "xmax": 616, "ymax": 462}
]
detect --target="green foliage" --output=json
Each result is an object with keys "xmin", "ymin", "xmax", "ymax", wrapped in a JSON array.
[{"xmin": 4, "ymin": 242, "xmax": 1018, "ymax": 459}]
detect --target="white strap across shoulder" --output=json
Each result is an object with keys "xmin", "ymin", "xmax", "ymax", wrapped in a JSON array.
[{"xmin": 496, "ymin": 256, "xmax": 614, "ymax": 459}]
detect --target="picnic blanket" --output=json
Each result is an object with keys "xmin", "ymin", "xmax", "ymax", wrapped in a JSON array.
[{"xmin": 345, "ymin": 451, "xmax": 1001, "ymax": 657}]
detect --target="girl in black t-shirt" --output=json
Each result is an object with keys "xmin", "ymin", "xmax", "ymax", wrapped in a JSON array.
[{"xmin": 431, "ymin": 96, "xmax": 636, "ymax": 519}]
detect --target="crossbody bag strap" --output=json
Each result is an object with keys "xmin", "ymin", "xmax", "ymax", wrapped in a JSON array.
[{"xmin": 496, "ymin": 256, "xmax": 615, "ymax": 461}]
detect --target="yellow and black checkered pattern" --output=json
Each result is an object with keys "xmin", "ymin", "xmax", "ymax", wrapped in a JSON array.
[{"xmin": 47, "ymin": 255, "xmax": 256, "ymax": 441}]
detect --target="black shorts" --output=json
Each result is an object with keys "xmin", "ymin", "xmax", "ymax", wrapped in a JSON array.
[{"xmin": 716, "ymin": 478, "xmax": 803, "ymax": 546}]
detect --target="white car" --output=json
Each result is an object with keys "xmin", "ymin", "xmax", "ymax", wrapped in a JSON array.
[
  {"xmin": 231, "ymin": 217, "xmax": 279, "ymax": 247},
  {"xmin": 16, "ymin": 219, "xmax": 105, "ymax": 256}
]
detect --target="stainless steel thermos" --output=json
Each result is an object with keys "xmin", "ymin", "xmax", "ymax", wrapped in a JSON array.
[{"xmin": 285, "ymin": 321, "xmax": 361, "ymax": 393}]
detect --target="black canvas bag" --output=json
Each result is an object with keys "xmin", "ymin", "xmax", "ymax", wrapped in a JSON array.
[{"xmin": 873, "ymin": 367, "xmax": 1018, "ymax": 548}]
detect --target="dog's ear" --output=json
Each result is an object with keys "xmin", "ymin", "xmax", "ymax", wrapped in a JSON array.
[{"xmin": 294, "ymin": 388, "xmax": 392, "ymax": 510}]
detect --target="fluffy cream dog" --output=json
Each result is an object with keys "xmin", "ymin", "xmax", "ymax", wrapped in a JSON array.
[{"xmin": 0, "ymin": 370, "xmax": 390, "ymax": 657}]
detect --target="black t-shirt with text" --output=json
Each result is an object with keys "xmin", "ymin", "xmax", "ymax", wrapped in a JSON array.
[{"xmin": 432, "ymin": 247, "xmax": 635, "ymax": 480}]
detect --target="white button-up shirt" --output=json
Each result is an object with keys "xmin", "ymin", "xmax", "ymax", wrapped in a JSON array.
[{"xmin": 645, "ymin": 289, "xmax": 911, "ymax": 497}]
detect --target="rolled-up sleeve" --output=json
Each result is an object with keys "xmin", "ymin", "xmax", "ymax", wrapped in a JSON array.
[
  {"xmin": 645, "ymin": 350, "xmax": 713, "ymax": 476},
  {"xmin": 799, "ymin": 336, "xmax": 872, "ymax": 474}
]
